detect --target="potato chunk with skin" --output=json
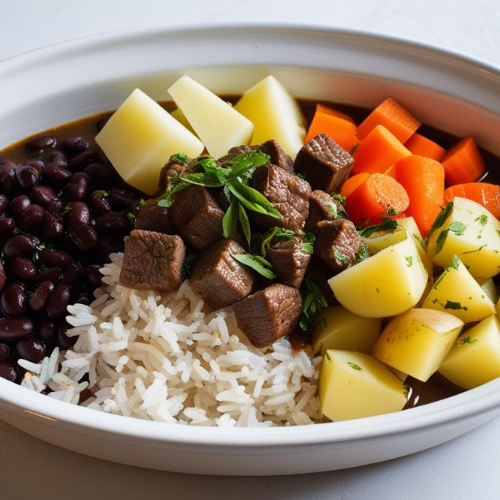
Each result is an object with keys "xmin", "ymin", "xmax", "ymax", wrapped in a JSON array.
[
  {"xmin": 96, "ymin": 89, "xmax": 204, "ymax": 195},
  {"xmin": 372, "ymin": 308, "xmax": 463, "ymax": 382},
  {"xmin": 439, "ymin": 315, "xmax": 500, "ymax": 389},
  {"xmin": 427, "ymin": 197, "xmax": 500, "ymax": 278},
  {"xmin": 422, "ymin": 256, "xmax": 495, "ymax": 323},
  {"xmin": 319, "ymin": 350, "xmax": 407, "ymax": 421},
  {"xmin": 328, "ymin": 238, "xmax": 427, "ymax": 318},
  {"xmin": 312, "ymin": 306, "xmax": 382, "ymax": 356}
]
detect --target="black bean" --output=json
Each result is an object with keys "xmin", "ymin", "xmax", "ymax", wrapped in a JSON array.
[
  {"xmin": 96, "ymin": 117, "xmax": 109, "ymax": 132},
  {"xmin": 28, "ymin": 160, "xmax": 46, "ymax": 173},
  {"xmin": 61, "ymin": 266, "xmax": 83, "ymax": 286},
  {"xmin": 9, "ymin": 195, "xmax": 30, "ymax": 215},
  {"xmin": 108, "ymin": 189, "xmax": 137, "ymax": 210},
  {"xmin": 45, "ymin": 198, "xmax": 64, "ymax": 214},
  {"xmin": 31, "ymin": 185, "xmax": 56, "ymax": 206},
  {"xmin": 1, "ymin": 283, "xmax": 26, "ymax": 316},
  {"xmin": 0, "ymin": 160, "xmax": 16, "ymax": 173},
  {"xmin": 64, "ymin": 201, "xmax": 90, "ymax": 227},
  {"xmin": 0, "ymin": 217, "xmax": 15, "ymax": 237},
  {"xmin": 73, "ymin": 292, "xmax": 92, "ymax": 305},
  {"xmin": 3, "ymin": 234, "xmax": 38, "ymax": 257},
  {"xmin": 16, "ymin": 337, "xmax": 47, "ymax": 363},
  {"xmin": 39, "ymin": 249, "xmax": 73, "ymax": 269},
  {"xmin": 0, "ymin": 194, "xmax": 8, "ymax": 214},
  {"xmin": 92, "ymin": 239, "xmax": 115, "ymax": 263},
  {"xmin": 95, "ymin": 211, "xmax": 129, "ymax": 236},
  {"xmin": 33, "ymin": 268, "xmax": 61, "ymax": 285},
  {"xmin": 69, "ymin": 224, "xmax": 98, "ymax": 251},
  {"xmin": 0, "ymin": 343, "xmax": 9, "ymax": 361},
  {"xmin": 46, "ymin": 284, "xmax": 70, "ymax": 318},
  {"xmin": 44, "ymin": 162, "xmax": 72, "ymax": 187},
  {"xmin": 16, "ymin": 204, "xmax": 44, "ymax": 230},
  {"xmin": 85, "ymin": 264, "xmax": 103, "ymax": 287},
  {"xmin": 6, "ymin": 257, "xmax": 37, "ymax": 281},
  {"xmin": 57, "ymin": 321, "xmax": 76, "ymax": 350},
  {"xmin": 68, "ymin": 151, "xmax": 102, "ymax": 172},
  {"xmin": 42, "ymin": 149, "xmax": 67, "ymax": 166},
  {"xmin": 0, "ymin": 317, "xmax": 34, "ymax": 341},
  {"xmin": 61, "ymin": 136, "xmax": 89, "ymax": 157},
  {"xmin": 0, "ymin": 360, "xmax": 18, "ymax": 383},
  {"xmin": 0, "ymin": 261, "xmax": 5, "ymax": 293},
  {"xmin": 0, "ymin": 168, "xmax": 17, "ymax": 195},
  {"xmin": 25, "ymin": 134, "xmax": 57, "ymax": 152},
  {"xmin": 41, "ymin": 212, "xmax": 64, "ymax": 239},
  {"xmin": 29, "ymin": 281, "xmax": 55, "ymax": 312},
  {"xmin": 15, "ymin": 165, "xmax": 39, "ymax": 190},
  {"xmin": 35, "ymin": 320, "xmax": 57, "ymax": 341},
  {"xmin": 89, "ymin": 190, "xmax": 111, "ymax": 215},
  {"xmin": 84, "ymin": 163, "xmax": 116, "ymax": 188},
  {"xmin": 67, "ymin": 172, "xmax": 90, "ymax": 202}
]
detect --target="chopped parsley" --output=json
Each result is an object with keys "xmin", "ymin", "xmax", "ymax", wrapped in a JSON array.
[
  {"xmin": 448, "ymin": 256, "xmax": 460, "ymax": 270},
  {"xmin": 444, "ymin": 300, "xmax": 468, "ymax": 311},
  {"xmin": 476, "ymin": 214, "xmax": 488, "ymax": 226},
  {"xmin": 126, "ymin": 212, "xmax": 136, "ymax": 226},
  {"xmin": 231, "ymin": 253, "xmax": 276, "ymax": 280},
  {"xmin": 297, "ymin": 172, "xmax": 306, "ymax": 180},
  {"xmin": 334, "ymin": 249, "xmax": 347, "ymax": 263},
  {"xmin": 384, "ymin": 206, "xmax": 399, "ymax": 216},
  {"xmin": 457, "ymin": 336, "xmax": 477, "ymax": 347},
  {"xmin": 328, "ymin": 204, "xmax": 337, "ymax": 218},
  {"xmin": 429, "ymin": 201, "xmax": 453, "ymax": 235},
  {"xmin": 357, "ymin": 217, "xmax": 398, "ymax": 238},
  {"xmin": 434, "ymin": 229, "xmax": 449, "ymax": 255},
  {"xmin": 260, "ymin": 226, "xmax": 295, "ymax": 257},
  {"xmin": 299, "ymin": 280, "xmax": 328, "ymax": 332},
  {"xmin": 169, "ymin": 152, "xmax": 189, "ymax": 164},
  {"xmin": 301, "ymin": 232, "xmax": 316, "ymax": 254},
  {"xmin": 181, "ymin": 253, "xmax": 198, "ymax": 280},
  {"xmin": 347, "ymin": 362, "xmax": 362, "ymax": 371},
  {"xmin": 405, "ymin": 256, "xmax": 413, "ymax": 267},
  {"xmin": 449, "ymin": 221, "xmax": 467, "ymax": 236},
  {"xmin": 331, "ymin": 193, "xmax": 346, "ymax": 204},
  {"xmin": 355, "ymin": 244, "xmax": 368, "ymax": 263}
]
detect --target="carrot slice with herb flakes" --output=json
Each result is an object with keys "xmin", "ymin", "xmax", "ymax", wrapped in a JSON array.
[
  {"xmin": 357, "ymin": 97, "xmax": 421, "ymax": 143},
  {"xmin": 405, "ymin": 133, "xmax": 446, "ymax": 162},
  {"xmin": 345, "ymin": 173, "xmax": 410, "ymax": 226},
  {"xmin": 444, "ymin": 183, "xmax": 500, "ymax": 219},
  {"xmin": 305, "ymin": 111, "xmax": 357, "ymax": 152},
  {"xmin": 395, "ymin": 155, "xmax": 445, "ymax": 237},
  {"xmin": 316, "ymin": 103, "xmax": 355, "ymax": 124},
  {"xmin": 441, "ymin": 137, "xmax": 486, "ymax": 186},
  {"xmin": 339, "ymin": 173, "xmax": 370, "ymax": 199},
  {"xmin": 351, "ymin": 125, "xmax": 411, "ymax": 176}
]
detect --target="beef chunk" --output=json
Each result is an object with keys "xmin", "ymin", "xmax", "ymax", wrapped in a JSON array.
[
  {"xmin": 233, "ymin": 284, "xmax": 303, "ymax": 348},
  {"xmin": 120, "ymin": 230, "xmax": 185, "ymax": 291},
  {"xmin": 218, "ymin": 144, "xmax": 256, "ymax": 162},
  {"xmin": 134, "ymin": 199, "xmax": 171, "ymax": 234},
  {"xmin": 305, "ymin": 190, "xmax": 347, "ymax": 232},
  {"xmin": 250, "ymin": 164, "xmax": 311, "ymax": 231},
  {"xmin": 258, "ymin": 140, "xmax": 294, "ymax": 173},
  {"xmin": 266, "ymin": 236, "xmax": 311, "ymax": 288},
  {"xmin": 314, "ymin": 219, "xmax": 362, "ymax": 274},
  {"xmin": 304, "ymin": 258, "xmax": 337, "ymax": 306},
  {"xmin": 170, "ymin": 185, "xmax": 224, "ymax": 251},
  {"xmin": 295, "ymin": 134, "xmax": 354, "ymax": 193},
  {"xmin": 190, "ymin": 239, "xmax": 254, "ymax": 310},
  {"xmin": 157, "ymin": 158, "xmax": 189, "ymax": 195}
]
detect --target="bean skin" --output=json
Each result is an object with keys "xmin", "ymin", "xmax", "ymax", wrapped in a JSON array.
[
  {"xmin": 35, "ymin": 320, "xmax": 57, "ymax": 341},
  {"xmin": 0, "ymin": 217, "xmax": 15, "ymax": 237},
  {"xmin": 3, "ymin": 234, "xmax": 38, "ymax": 258},
  {"xmin": 67, "ymin": 172, "xmax": 90, "ymax": 202},
  {"xmin": 45, "ymin": 198, "xmax": 63, "ymax": 214},
  {"xmin": 41, "ymin": 211, "xmax": 64, "ymax": 239},
  {"xmin": 84, "ymin": 163, "xmax": 116, "ymax": 187},
  {"xmin": 46, "ymin": 284, "xmax": 71, "ymax": 318},
  {"xmin": 15, "ymin": 165, "xmax": 39, "ymax": 190},
  {"xmin": 95, "ymin": 211, "xmax": 129, "ymax": 236},
  {"xmin": 85, "ymin": 264, "xmax": 103, "ymax": 287},
  {"xmin": 0, "ymin": 194, "xmax": 8, "ymax": 214},
  {"xmin": 89, "ymin": 191, "xmax": 111, "ymax": 215},
  {"xmin": 69, "ymin": 224, "xmax": 98, "ymax": 251},
  {"xmin": 61, "ymin": 266, "xmax": 83, "ymax": 286},
  {"xmin": 108, "ymin": 189, "xmax": 137, "ymax": 210},
  {"xmin": 0, "ymin": 360, "xmax": 18, "ymax": 383},
  {"xmin": 39, "ymin": 249, "xmax": 73, "ymax": 269},
  {"xmin": 31, "ymin": 185, "xmax": 56, "ymax": 206},
  {"xmin": 0, "ymin": 261, "xmax": 5, "ymax": 293},
  {"xmin": 16, "ymin": 337, "xmax": 47, "ymax": 363},
  {"xmin": 42, "ymin": 149, "xmax": 67, "ymax": 166},
  {"xmin": 0, "ymin": 317, "xmax": 34, "ymax": 341},
  {"xmin": 1, "ymin": 283, "xmax": 26, "ymax": 316},
  {"xmin": 0, "ymin": 168, "xmax": 17, "ymax": 195},
  {"xmin": 10, "ymin": 195, "xmax": 31, "ymax": 215},
  {"xmin": 0, "ymin": 343, "xmax": 9, "ymax": 361},
  {"xmin": 68, "ymin": 151, "xmax": 102, "ymax": 172},
  {"xmin": 16, "ymin": 204, "xmax": 45, "ymax": 230},
  {"xmin": 29, "ymin": 281, "xmax": 55, "ymax": 312},
  {"xmin": 27, "ymin": 160, "xmax": 46, "ymax": 174},
  {"xmin": 61, "ymin": 137, "xmax": 89, "ymax": 157},
  {"xmin": 6, "ymin": 257, "xmax": 37, "ymax": 281},
  {"xmin": 73, "ymin": 292, "xmax": 91, "ymax": 305},
  {"xmin": 32, "ymin": 267, "xmax": 61, "ymax": 285},
  {"xmin": 25, "ymin": 134, "xmax": 57, "ymax": 152},
  {"xmin": 64, "ymin": 201, "xmax": 90, "ymax": 227},
  {"xmin": 44, "ymin": 162, "xmax": 72, "ymax": 187},
  {"xmin": 57, "ymin": 321, "xmax": 76, "ymax": 350}
]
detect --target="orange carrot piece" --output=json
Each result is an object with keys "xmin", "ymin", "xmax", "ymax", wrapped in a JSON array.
[
  {"xmin": 305, "ymin": 112, "xmax": 357, "ymax": 152},
  {"xmin": 339, "ymin": 173, "xmax": 370, "ymax": 198},
  {"xmin": 345, "ymin": 173, "xmax": 410, "ymax": 226},
  {"xmin": 395, "ymin": 155, "xmax": 445, "ymax": 237},
  {"xmin": 405, "ymin": 133, "xmax": 446, "ymax": 162},
  {"xmin": 352, "ymin": 125, "xmax": 411, "ymax": 176},
  {"xmin": 441, "ymin": 137, "xmax": 486, "ymax": 186},
  {"xmin": 444, "ymin": 183, "xmax": 500, "ymax": 219},
  {"xmin": 357, "ymin": 97, "xmax": 421, "ymax": 143},
  {"xmin": 383, "ymin": 165, "xmax": 396, "ymax": 178},
  {"xmin": 316, "ymin": 103, "xmax": 355, "ymax": 124}
]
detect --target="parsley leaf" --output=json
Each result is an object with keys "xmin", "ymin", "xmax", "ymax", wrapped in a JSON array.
[
  {"xmin": 448, "ymin": 256, "xmax": 461, "ymax": 270},
  {"xmin": 476, "ymin": 214, "xmax": 488, "ymax": 226},
  {"xmin": 457, "ymin": 336, "xmax": 477, "ymax": 347},
  {"xmin": 444, "ymin": 300, "xmax": 468, "ymax": 311},
  {"xmin": 355, "ymin": 244, "xmax": 368, "ymax": 263},
  {"xmin": 405, "ymin": 256, "xmax": 413, "ymax": 267},
  {"xmin": 238, "ymin": 204, "xmax": 252, "ymax": 248},
  {"xmin": 449, "ymin": 221, "xmax": 467, "ymax": 236},
  {"xmin": 384, "ymin": 206, "xmax": 399, "ymax": 216},
  {"xmin": 334, "ymin": 249, "xmax": 347, "ymax": 263},
  {"xmin": 301, "ymin": 232, "xmax": 316, "ymax": 254},
  {"xmin": 358, "ymin": 217, "xmax": 398, "ymax": 238},
  {"xmin": 429, "ymin": 201, "xmax": 453, "ymax": 235},
  {"xmin": 331, "ymin": 193, "xmax": 346, "ymax": 204},
  {"xmin": 347, "ymin": 362, "xmax": 362, "ymax": 371},
  {"xmin": 222, "ymin": 196, "xmax": 239, "ymax": 239},
  {"xmin": 299, "ymin": 280, "xmax": 328, "ymax": 332},
  {"xmin": 181, "ymin": 253, "xmax": 197, "ymax": 280},
  {"xmin": 169, "ymin": 152, "xmax": 188, "ymax": 164},
  {"xmin": 231, "ymin": 253, "xmax": 276, "ymax": 279},
  {"xmin": 126, "ymin": 212, "xmax": 136, "ymax": 226},
  {"xmin": 260, "ymin": 226, "xmax": 295, "ymax": 257},
  {"xmin": 435, "ymin": 229, "xmax": 449, "ymax": 255},
  {"xmin": 328, "ymin": 204, "xmax": 337, "ymax": 218}
]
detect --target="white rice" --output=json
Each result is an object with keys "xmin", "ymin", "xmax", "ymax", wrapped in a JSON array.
[{"xmin": 20, "ymin": 253, "xmax": 322, "ymax": 427}]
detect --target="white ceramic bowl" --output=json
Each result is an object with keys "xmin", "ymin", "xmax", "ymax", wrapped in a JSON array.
[{"xmin": 1, "ymin": 25, "xmax": 500, "ymax": 476}]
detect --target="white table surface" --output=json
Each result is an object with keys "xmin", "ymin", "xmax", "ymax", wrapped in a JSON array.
[{"xmin": 1, "ymin": 1, "xmax": 500, "ymax": 498}]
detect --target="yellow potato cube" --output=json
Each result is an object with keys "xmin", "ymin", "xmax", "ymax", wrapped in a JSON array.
[
  {"xmin": 319, "ymin": 350, "xmax": 407, "ymax": 421},
  {"xmin": 312, "ymin": 306, "xmax": 382, "ymax": 356},
  {"xmin": 235, "ymin": 76, "xmax": 306, "ymax": 159},
  {"xmin": 96, "ymin": 89, "xmax": 204, "ymax": 195},
  {"xmin": 328, "ymin": 238, "xmax": 428, "ymax": 318},
  {"xmin": 171, "ymin": 108, "xmax": 195, "ymax": 134},
  {"xmin": 422, "ymin": 256, "xmax": 495, "ymax": 323},
  {"xmin": 168, "ymin": 76, "xmax": 253, "ymax": 160},
  {"xmin": 439, "ymin": 315, "xmax": 500, "ymax": 389},
  {"xmin": 476, "ymin": 277, "xmax": 499, "ymax": 305},
  {"xmin": 427, "ymin": 197, "xmax": 500, "ymax": 278},
  {"xmin": 372, "ymin": 308, "xmax": 464, "ymax": 382}
]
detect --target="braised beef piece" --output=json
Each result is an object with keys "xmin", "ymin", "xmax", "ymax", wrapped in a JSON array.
[
  {"xmin": 233, "ymin": 283, "xmax": 303, "ymax": 348},
  {"xmin": 218, "ymin": 144, "xmax": 256, "ymax": 162},
  {"xmin": 157, "ymin": 157, "xmax": 189, "ymax": 194},
  {"xmin": 314, "ymin": 219, "xmax": 362, "ymax": 274},
  {"xmin": 266, "ymin": 236, "xmax": 311, "ymax": 288},
  {"xmin": 250, "ymin": 164, "xmax": 311, "ymax": 232},
  {"xmin": 304, "ymin": 257, "xmax": 337, "ymax": 306},
  {"xmin": 170, "ymin": 185, "xmax": 224, "ymax": 251},
  {"xmin": 119, "ymin": 230, "xmax": 185, "ymax": 291},
  {"xmin": 294, "ymin": 134, "xmax": 354, "ymax": 193},
  {"xmin": 258, "ymin": 140, "xmax": 294, "ymax": 173},
  {"xmin": 305, "ymin": 190, "xmax": 347, "ymax": 232},
  {"xmin": 134, "ymin": 199, "xmax": 171, "ymax": 234},
  {"xmin": 190, "ymin": 239, "xmax": 254, "ymax": 310}
]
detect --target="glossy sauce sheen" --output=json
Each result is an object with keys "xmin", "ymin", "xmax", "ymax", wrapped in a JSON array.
[{"xmin": 4, "ymin": 97, "xmax": 491, "ymax": 409}]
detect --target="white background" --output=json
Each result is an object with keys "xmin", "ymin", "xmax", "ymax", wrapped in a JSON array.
[{"xmin": 1, "ymin": 1, "xmax": 500, "ymax": 498}]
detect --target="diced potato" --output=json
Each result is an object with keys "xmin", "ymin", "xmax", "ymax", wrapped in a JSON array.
[
  {"xmin": 422, "ymin": 256, "xmax": 495, "ymax": 323},
  {"xmin": 235, "ymin": 76, "xmax": 306, "ymax": 159},
  {"xmin": 319, "ymin": 350, "xmax": 407, "ymax": 421},
  {"xmin": 439, "ymin": 315, "xmax": 500, "ymax": 389},
  {"xmin": 168, "ymin": 76, "xmax": 253, "ymax": 160},
  {"xmin": 362, "ymin": 226, "xmax": 407, "ymax": 255},
  {"xmin": 171, "ymin": 108, "xmax": 195, "ymax": 134},
  {"xmin": 388, "ymin": 367, "xmax": 408, "ymax": 382},
  {"xmin": 427, "ymin": 197, "xmax": 500, "ymax": 278},
  {"xmin": 372, "ymin": 308, "xmax": 464, "ymax": 382},
  {"xmin": 397, "ymin": 217, "xmax": 433, "ymax": 276},
  {"xmin": 96, "ymin": 89, "xmax": 204, "ymax": 195},
  {"xmin": 477, "ymin": 277, "xmax": 499, "ymax": 304},
  {"xmin": 312, "ymin": 306, "xmax": 382, "ymax": 356},
  {"xmin": 328, "ymin": 238, "xmax": 428, "ymax": 318}
]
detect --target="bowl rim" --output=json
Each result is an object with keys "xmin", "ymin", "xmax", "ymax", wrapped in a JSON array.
[{"xmin": 1, "ymin": 22, "xmax": 500, "ymax": 449}]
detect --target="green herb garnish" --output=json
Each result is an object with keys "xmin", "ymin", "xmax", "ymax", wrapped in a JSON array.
[
  {"xmin": 449, "ymin": 221, "xmax": 467, "ymax": 236},
  {"xmin": 405, "ymin": 256, "xmax": 413, "ymax": 267},
  {"xmin": 93, "ymin": 190, "xmax": 109, "ymax": 198},
  {"xmin": 331, "ymin": 193, "xmax": 346, "ymax": 204},
  {"xmin": 355, "ymin": 244, "xmax": 368, "ymax": 263},
  {"xmin": 260, "ymin": 226, "xmax": 295, "ymax": 257},
  {"xmin": 448, "ymin": 256, "xmax": 461, "ymax": 270},
  {"xmin": 127, "ymin": 213, "xmax": 136, "ymax": 226},
  {"xmin": 301, "ymin": 232, "xmax": 316, "ymax": 254},
  {"xmin": 347, "ymin": 362, "xmax": 362, "ymax": 371},
  {"xmin": 334, "ymin": 249, "xmax": 347, "ymax": 263},
  {"xmin": 476, "ymin": 215, "xmax": 488, "ymax": 226},
  {"xmin": 181, "ymin": 253, "xmax": 198, "ymax": 280},
  {"xmin": 299, "ymin": 280, "xmax": 328, "ymax": 332},
  {"xmin": 429, "ymin": 201, "xmax": 453, "ymax": 235},
  {"xmin": 328, "ymin": 204, "xmax": 337, "ymax": 218},
  {"xmin": 358, "ymin": 217, "xmax": 398, "ymax": 238},
  {"xmin": 231, "ymin": 253, "xmax": 276, "ymax": 279},
  {"xmin": 444, "ymin": 300, "xmax": 468, "ymax": 311},
  {"xmin": 384, "ymin": 206, "xmax": 399, "ymax": 216},
  {"xmin": 169, "ymin": 152, "xmax": 189, "ymax": 164},
  {"xmin": 435, "ymin": 229, "xmax": 449, "ymax": 255},
  {"xmin": 457, "ymin": 336, "xmax": 477, "ymax": 347}
]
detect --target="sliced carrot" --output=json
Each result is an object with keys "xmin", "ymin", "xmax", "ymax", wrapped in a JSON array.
[
  {"xmin": 441, "ymin": 137, "xmax": 486, "ymax": 186},
  {"xmin": 357, "ymin": 97, "xmax": 421, "ymax": 143},
  {"xmin": 444, "ymin": 183, "xmax": 500, "ymax": 219},
  {"xmin": 316, "ymin": 103, "xmax": 355, "ymax": 124},
  {"xmin": 345, "ymin": 173, "xmax": 410, "ymax": 226},
  {"xmin": 383, "ymin": 165, "xmax": 396, "ymax": 178},
  {"xmin": 339, "ymin": 173, "xmax": 370, "ymax": 198},
  {"xmin": 352, "ymin": 125, "xmax": 411, "ymax": 176},
  {"xmin": 405, "ymin": 133, "xmax": 446, "ymax": 162},
  {"xmin": 305, "ymin": 112, "xmax": 357, "ymax": 152},
  {"xmin": 395, "ymin": 155, "xmax": 445, "ymax": 237}
]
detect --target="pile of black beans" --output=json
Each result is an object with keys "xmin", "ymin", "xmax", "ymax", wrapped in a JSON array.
[{"xmin": 0, "ymin": 121, "xmax": 141, "ymax": 383}]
